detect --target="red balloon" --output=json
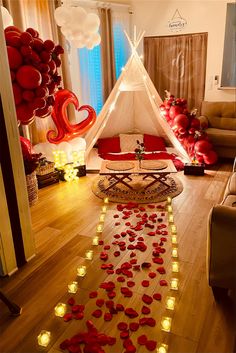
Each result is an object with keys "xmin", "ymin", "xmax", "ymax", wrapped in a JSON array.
[
  {"xmin": 20, "ymin": 136, "xmax": 32, "ymax": 158},
  {"xmin": 16, "ymin": 65, "xmax": 42, "ymax": 89},
  {"xmin": 188, "ymin": 127, "xmax": 196, "ymax": 135},
  {"xmin": 174, "ymin": 114, "xmax": 189, "ymax": 129},
  {"xmin": 203, "ymin": 150, "xmax": 218, "ymax": 165},
  {"xmin": 191, "ymin": 117, "xmax": 200, "ymax": 129},
  {"xmin": 194, "ymin": 140, "xmax": 213, "ymax": 155},
  {"xmin": 47, "ymin": 89, "xmax": 96, "ymax": 144},
  {"xmin": 169, "ymin": 105, "xmax": 183, "ymax": 119},
  {"xmin": 16, "ymin": 103, "xmax": 34, "ymax": 124},
  {"xmin": 12, "ymin": 83, "xmax": 22, "ymax": 105},
  {"xmin": 7, "ymin": 46, "xmax": 22, "ymax": 69},
  {"xmin": 196, "ymin": 153, "xmax": 204, "ymax": 163}
]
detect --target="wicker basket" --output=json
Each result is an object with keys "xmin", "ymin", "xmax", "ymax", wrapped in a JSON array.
[
  {"xmin": 36, "ymin": 161, "xmax": 55, "ymax": 176},
  {"xmin": 26, "ymin": 171, "xmax": 38, "ymax": 206}
]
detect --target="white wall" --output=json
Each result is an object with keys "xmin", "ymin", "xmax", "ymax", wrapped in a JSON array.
[{"xmin": 131, "ymin": 0, "xmax": 235, "ymax": 102}]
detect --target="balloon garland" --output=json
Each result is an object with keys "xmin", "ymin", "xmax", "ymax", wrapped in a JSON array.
[
  {"xmin": 47, "ymin": 89, "xmax": 97, "ymax": 144},
  {"xmin": 4, "ymin": 25, "xmax": 64, "ymax": 125},
  {"xmin": 159, "ymin": 93, "xmax": 218, "ymax": 165}
]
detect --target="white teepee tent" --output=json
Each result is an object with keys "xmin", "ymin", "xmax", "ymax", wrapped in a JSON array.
[{"xmin": 85, "ymin": 30, "xmax": 191, "ymax": 162}]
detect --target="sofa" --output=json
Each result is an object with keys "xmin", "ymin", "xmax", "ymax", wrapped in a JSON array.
[
  {"xmin": 207, "ymin": 158, "xmax": 236, "ymax": 298},
  {"xmin": 198, "ymin": 101, "xmax": 236, "ymax": 158}
]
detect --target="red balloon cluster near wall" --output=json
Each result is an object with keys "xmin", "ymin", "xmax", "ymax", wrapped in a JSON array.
[
  {"xmin": 159, "ymin": 94, "xmax": 218, "ymax": 165},
  {"xmin": 4, "ymin": 25, "xmax": 64, "ymax": 125}
]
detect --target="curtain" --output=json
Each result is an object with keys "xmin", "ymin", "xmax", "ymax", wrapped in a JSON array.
[
  {"xmin": 99, "ymin": 8, "xmax": 116, "ymax": 102},
  {"xmin": 2, "ymin": 0, "xmax": 74, "ymax": 144},
  {"xmin": 144, "ymin": 32, "xmax": 208, "ymax": 113}
]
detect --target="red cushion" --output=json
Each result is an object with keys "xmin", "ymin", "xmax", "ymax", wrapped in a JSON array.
[
  {"xmin": 143, "ymin": 134, "xmax": 166, "ymax": 152},
  {"xmin": 98, "ymin": 137, "xmax": 121, "ymax": 154}
]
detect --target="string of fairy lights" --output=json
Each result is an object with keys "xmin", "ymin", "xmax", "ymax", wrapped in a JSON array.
[{"xmin": 37, "ymin": 196, "xmax": 180, "ymax": 353}]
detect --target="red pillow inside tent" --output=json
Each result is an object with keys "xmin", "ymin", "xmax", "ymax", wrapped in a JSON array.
[
  {"xmin": 143, "ymin": 134, "xmax": 166, "ymax": 152},
  {"xmin": 98, "ymin": 137, "xmax": 121, "ymax": 154}
]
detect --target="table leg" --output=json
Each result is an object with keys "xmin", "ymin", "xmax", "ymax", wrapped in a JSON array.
[
  {"xmin": 104, "ymin": 174, "xmax": 133, "ymax": 191},
  {"xmin": 144, "ymin": 173, "xmax": 170, "ymax": 190}
]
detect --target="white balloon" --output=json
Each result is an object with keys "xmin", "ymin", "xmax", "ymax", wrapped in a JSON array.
[
  {"xmin": 86, "ymin": 42, "xmax": 94, "ymax": 50},
  {"xmin": 91, "ymin": 32, "xmax": 101, "ymax": 46},
  {"xmin": 71, "ymin": 39, "xmax": 85, "ymax": 48},
  {"xmin": 70, "ymin": 137, "xmax": 86, "ymax": 151},
  {"xmin": 71, "ymin": 7, "xmax": 87, "ymax": 24},
  {"xmin": 0, "ymin": 6, "xmax": 13, "ymax": 28},
  {"xmin": 54, "ymin": 6, "xmax": 72, "ymax": 26},
  {"xmin": 83, "ymin": 13, "xmax": 100, "ymax": 33}
]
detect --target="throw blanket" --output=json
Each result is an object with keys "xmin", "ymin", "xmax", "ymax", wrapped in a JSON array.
[{"xmin": 99, "ymin": 152, "xmax": 184, "ymax": 171}]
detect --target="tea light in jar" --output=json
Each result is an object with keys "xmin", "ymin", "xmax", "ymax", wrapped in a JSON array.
[
  {"xmin": 161, "ymin": 316, "xmax": 172, "ymax": 332},
  {"xmin": 54, "ymin": 303, "xmax": 67, "ymax": 317},
  {"xmin": 157, "ymin": 343, "xmax": 168, "ymax": 353},
  {"xmin": 165, "ymin": 296, "xmax": 176, "ymax": 310},
  {"xmin": 77, "ymin": 265, "xmax": 87, "ymax": 277},
  {"xmin": 68, "ymin": 281, "xmax": 78, "ymax": 294},
  {"xmin": 167, "ymin": 205, "xmax": 173, "ymax": 213},
  {"xmin": 172, "ymin": 248, "xmax": 178, "ymax": 258},
  {"xmin": 99, "ymin": 214, "xmax": 105, "ymax": 223},
  {"xmin": 171, "ymin": 236, "xmax": 178, "ymax": 244},
  {"xmin": 167, "ymin": 196, "xmax": 172, "ymax": 204},
  {"xmin": 37, "ymin": 330, "xmax": 51, "ymax": 347},
  {"xmin": 96, "ymin": 224, "xmax": 103, "ymax": 233},
  {"xmin": 92, "ymin": 236, "xmax": 99, "ymax": 246},
  {"xmin": 103, "ymin": 197, "xmax": 109, "ymax": 204},
  {"xmin": 171, "ymin": 225, "xmax": 177, "ymax": 234},
  {"xmin": 168, "ymin": 214, "xmax": 174, "ymax": 223},
  {"xmin": 101, "ymin": 205, "xmax": 107, "ymax": 213},
  {"xmin": 85, "ymin": 250, "xmax": 93, "ymax": 260},
  {"xmin": 172, "ymin": 261, "xmax": 179, "ymax": 273},
  {"xmin": 170, "ymin": 278, "xmax": 179, "ymax": 290}
]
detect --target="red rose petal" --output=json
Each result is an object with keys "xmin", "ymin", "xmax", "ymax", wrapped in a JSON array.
[
  {"xmin": 130, "ymin": 251, "xmax": 136, "ymax": 257},
  {"xmin": 114, "ymin": 251, "xmax": 120, "ymax": 257},
  {"xmin": 60, "ymin": 339, "xmax": 70, "ymax": 350},
  {"xmin": 104, "ymin": 312, "xmax": 112, "ymax": 321},
  {"xmin": 141, "ymin": 262, "xmax": 152, "ymax": 269},
  {"xmin": 130, "ymin": 259, "xmax": 137, "ymax": 265},
  {"xmin": 104, "ymin": 245, "xmax": 110, "ymax": 250},
  {"xmin": 141, "ymin": 306, "xmax": 151, "ymax": 315},
  {"xmin": 153, "ymin": 293, "xmax": 162, "ymax": 301},
  {"xmin": 120, "ymin": 331, "xmax": 129, "ymax": 339},
  {"xmin": 67, "ymin": 297, "xmax": 75, "ymax": 306},
  {"xmin": 145, "ymin": 340, "xmax": 157, "ymax": 351},
  {"xmin": 74, "ymin": 312, "xmax": 84, "ymax": 320},
  {"xmin": 125, "ymin": 345, "xmax": 136, "ymax": 353},
  {"xmin": 141, "ymin": 280, "xmax": 150, "ymax": 287},
  {"xmin": 115, "ymin": 222, "xmax": 120, "ymax": 226},
  {"xmin": 138, "ymin": 236, "xmax": 144, "ymax": 241},
  {"xmin": 107, "ymin": 269, "xmax": 114, "ymax": 274},
  {"xmin": 148, "ymin": 272, "xmax": 156, "ymax": 279},
  {"xmin": 137, "ymin": 335, "xmax": 148, "ymax": 345},
  {"xmin": 129, "ymin": 322, "xmax": 139, "ymax": 331},
  {"xmin": 107, "ymin": 337, "xmax": 116, "ymax": 346},
  {"xmin": 139, "ymin": 317, "xmax": 156, "ymax": 327},
  {"xmin": 96, "ymin": 299, "xmax": 104, "ymax": 307},
  {"xmin": 127, "ymin": 281, "xmax": 135, "ymax": 287},
  {"xmin": 133, "ymin": 265, "xmax": 140, "ymax": 271},
  {"xmin": 116, "ymin": 303, "xmax": 124, "ymax": 311},
  {"xmin": 153, "ymin": 257, "xmax": 163, "ymax": 264},
  {"xmin": 92, "ymin": 309, "xmax": 102, "ymax": 318},
  {"xmin": 68, "ymin": 344, "xmax": 81, "ymax": 353},
  {"xmin": 108, "ymin": 291, "xmax": 116, "ymax": 299},
  {"xmin": 117, "ymin": 322, "xmax": 128, "ymax": 331},
  {"xmin": 125, "ymin": 308, "xmax": 138, "ymax": 318},
  {"xmin": 89, "ymin": 291, "xmax": 98, "ymax": 298},
  {"xmin": 98, "ymin": 240, "xmax": 104, "ymax": 245},
  {"xmin": 117, "ymin": 276, "xmax": 125, "ymax": 282},
  {"xmin": 142, "ymin": 294, "xmax": 153, "ymax": 305},
  {"xmin": 114, "ymin": 234, "xmax": 120, "ymax": 239},
  {"xmin": 105, "ymin": 300, "xmax": 114, "ymax": 308},
  {"xmin": 72, "ymin": 305, "xmax": 84, "ymax": 313},
  {"xmin": 63, "ymin": 313, "xmax": 73, "ymax": 322},
  {"xmin": 156, "ymin": 266, "xmax": 166, "ymax": 274},
  {"xmin": 160, "ymin": 279, "xmax": 168, "ymax": 286}
]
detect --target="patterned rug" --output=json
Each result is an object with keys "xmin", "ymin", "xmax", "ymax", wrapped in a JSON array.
[{"xmin": 92, "ymin": 174, "xmax": 183, "ymax": 203}]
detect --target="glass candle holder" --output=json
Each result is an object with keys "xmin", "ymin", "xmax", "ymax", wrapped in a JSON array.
[
  {"xmin": 170, "ymin": 278, "xmax": 179, "ymax": 291},
  {"xmin": 165, "ymin": 296, "xmax": 176, "ymax": 310},
  {"xmin": 172, "ymin": 248, "xmax": 178, "ymax": 258},
  {"xmin": 168, "ymin": 214, "xmax": 174, "ymax": 223},
  {"xmin": 99, "ymin": 214, "xmax": 105, "ymax": 223},
  {"xmin": 54, "ymin": 303, "xmax": 67, "ymax": 317},
  {"xmin": 96, "ymin": 224, "xmax": 103, "ymax": 233},
  {"xmin": 172, "ymin": 261, "xmax": 179, "ymax": 273},
  {"xmin": 77, "ymin": 265, "xmax": 87, "ymax": 277},
  {"xmin": 92, "ymin": 236, "xmax": 99, "ymax": 246},
  {"xmin": 161, "ymin": 317, "xmax": 172, "ymax": 332},
  {"xmin": 68, "ymin": 281, "xmax": 78, "ymax": 294},
  {"xmin": 167, "ymin": 196, "xmax": 172, "ymax": 204},
  {"xmin": 103, "ymin": 197, "xmax": 109, "ymax": 204},
  {"xmin": 101, "ymin": 205, "xmax": 107, "ymax": 214},
  {"xmin": 171, "ymin": 225, "xmax": 177, "ymax": 234},
  {"xmin": 157, "ymin": 343, "xmax": 168, "ymax": 353},
  {"xmin": 37, "ymin": 330, "xmax": 51, "ymax": 347},
  {"xmin": 85, "ymin": 250, "xmax": 93, "ymax": 260}
]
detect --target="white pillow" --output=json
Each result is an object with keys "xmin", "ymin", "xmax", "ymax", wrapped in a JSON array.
[{"xmin": 119, "ymin": 134, "xmax": 143, "ymax": 152}]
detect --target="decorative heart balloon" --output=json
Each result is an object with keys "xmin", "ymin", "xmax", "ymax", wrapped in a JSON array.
[{"xmin": 47, "ymin": 89, "xmax": 96, "ymax": 144}]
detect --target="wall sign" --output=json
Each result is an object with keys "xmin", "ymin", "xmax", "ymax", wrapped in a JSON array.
[{"xmin": 168, "ymin": 9, "xmax": 187, "ymax": 32}]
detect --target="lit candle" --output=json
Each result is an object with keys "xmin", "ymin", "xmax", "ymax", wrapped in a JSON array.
[
  {"xmin": 68, "ymin": 281, "xmax": 78, "ymax": 294},
  {"xmin": 77, "ymin": 265, "xmax": 87, "ymax": 277},
  {"xmin": 101, "ymin": 205, "xmax": 107, "ymax": 214},
  {"xmin": 168, "ymin": 214, "xmax": 174, "ymax": 223},
  {"xmin": 161, "ymin": 317, "xmax": 172, "ymax": 332},
  {"xmin": 171, "ymin": 225, "xmax": 177, "ymax": 234},
  {"xmin": 99, "ymin": 214, "xmax": 105, "ymax": 223},
  {"xmin": 170, "ymin": 278, "xmax": 179, "ymax": 290},
  {"xmin": 54, "ymin": 303, "xmax": 67, "ymax": 317},
  {"xmin": 172, "ymin": 248, "xmax": 178, "ymax": 258},
  {"xmin": 103, "ymin": 197, "xmax": 109, "ymax": 204},
  {"xmin": 172, "ymin": 261, "xmax": 179, "ymax": 273},
  {"xmin": 165, "ymin": 296, "xmax": 176, "ymax": 310},
  {"xmin": 167, "ymin": 196, "xmax": 172, "ymax": 204},
  {"xmin": 167, "ymin": 205, "xmax": 173, "ymax": 213},
  {"xmin": 96, "ymin": 224, "xmax": 103, "ymax": 233},
  {"xmin": 157, "ymin": 343, "xmax": 168, "ymax": 353},
  {"xmin": 85, "ymin": 250, "xmax": 93, "ymax": 260},
  {"xmin": 171, "ymin": 236, "xmax": 178, "ymax": 244},
  {"xmin": 37, "ymin": 330, "xmax": 51, "ymax": 347},
  {"xmin": 92, "ymin": 236, "xmax": 99, "ymax": 246}
]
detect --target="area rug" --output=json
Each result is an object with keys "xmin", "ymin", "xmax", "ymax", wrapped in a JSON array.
[{"xmin": 92, "ymin": 174, "xmax": 183, "ymax": 203}]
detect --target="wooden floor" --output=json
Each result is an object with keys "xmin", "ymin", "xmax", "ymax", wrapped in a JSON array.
[{"xmin": 0, "ymin": 160, "xmax": 235, "ymax": 353}]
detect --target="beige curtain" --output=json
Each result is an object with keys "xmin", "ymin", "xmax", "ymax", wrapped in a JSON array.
[
  {"xmin": 2, "ymin": 0, "xmax": 74, "ymax": 144},
  {"xmin": 99, "ymin": 7, "xmax": 116, "ymax": 102},
  {"xmin": 144, "ymin": 32, "xmax": 208, "ymax": 113}
]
